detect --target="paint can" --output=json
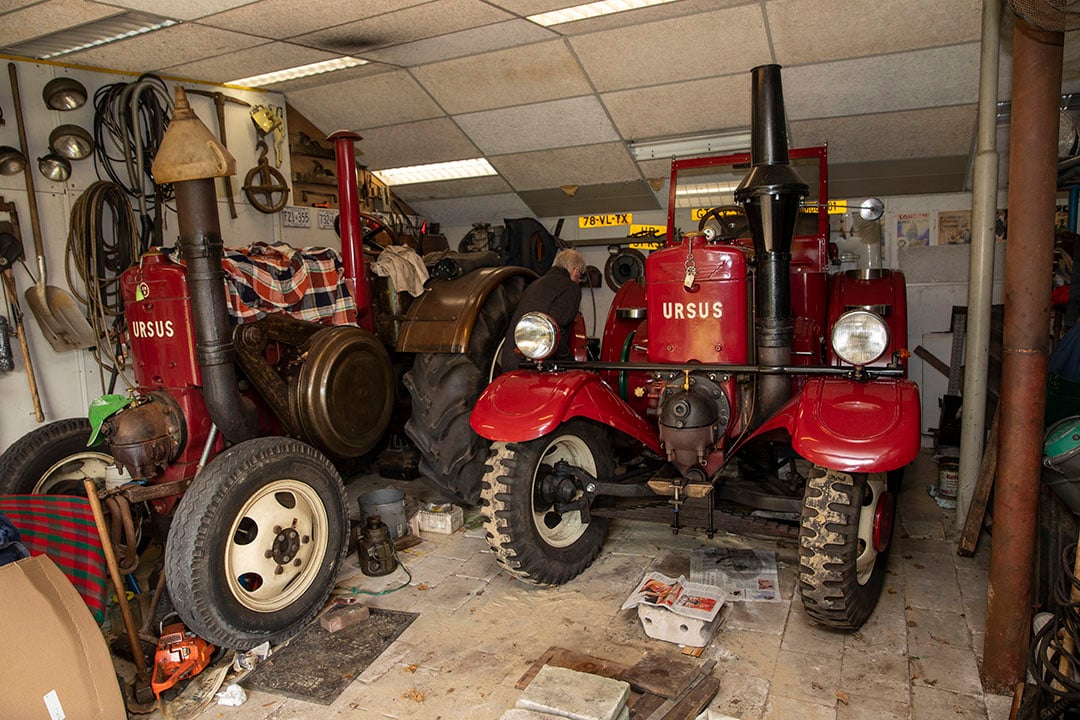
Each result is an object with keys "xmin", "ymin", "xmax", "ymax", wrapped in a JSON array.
[
  {"xmin": 358, "ymin": 487, "xmax": 408, "ymax": 539},
  {"xmin": 936, "ymin": 457, "xmax": 959, "ymax": 500}
]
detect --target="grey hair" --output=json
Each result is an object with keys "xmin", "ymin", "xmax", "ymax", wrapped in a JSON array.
[{"xmin": 551, "ymin": 248, "xmax": 586, "ymax": 274}]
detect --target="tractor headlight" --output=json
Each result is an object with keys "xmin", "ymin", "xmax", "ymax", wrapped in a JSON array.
[
  {"xmin": 514, "ymin": 312, "xmax": 560, "ymax": 362},
  {"xmin": 831, "ymin": 310, "xmax": 889, "ymax": 367}
]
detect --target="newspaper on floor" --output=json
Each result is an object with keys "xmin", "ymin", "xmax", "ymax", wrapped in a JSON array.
[
  {"xmin": 620, "ymin": 571, "xmax": 724, "ymax": 622},
  {"xmin": 689, "ymin": 547, "xmax": 780, "ymax": 602}
]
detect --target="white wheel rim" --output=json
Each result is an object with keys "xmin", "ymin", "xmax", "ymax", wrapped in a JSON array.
[
  {"xmin": 532, "ymin": 434, "xmax": 595, "ymax": 548},
  {"xmin": 855, "ymin": 474, "xmax": 888, "ymax": 585},
  {"xmin": 224, "ymin": 479, "xmax": 329, "ymax": 612},
  {"xmin": 35, "ymin": 452, "xmax": 113, "ymax": 494}
]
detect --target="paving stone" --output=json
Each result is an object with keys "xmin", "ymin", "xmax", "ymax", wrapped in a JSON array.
[
  {"xmin": 835, "ymin": 692, "xmax": 909, "ymax": 720},
  {"xmin": 770, "ymin": 648, "xmax": 844, "ymax": 706},
  {"xmin": 985, "ymin": 692, "xmax": 1013, "ymax": 720},
  {"xmin": 911, "ymin": 685, "xmax": 987, "ymax": 719},
  {"xmin": 516, "ymin": 665, "xmax": 630, "ymax": 720},
  {"xmin": 723, "ymin": 597, "xmax": 791, "ymax": 634},
  {"xmin": 839, "ymin": 647, "xmax": 910, "ymax": 706},
  {"xmin": 906, "ymin": 607, "xmax": 972, "ymax": 656},
  {"xmin": 762, "ymin": 694, "xmax": 837, "ymax": 720},
  {"xmin": 781, "ymin": 601, "xmax": 846, "ymax": 654},
  {"xmin": 708, "ymin": 628, "xmax": 782, "ymax": 677},
  {"xmin": 706, "ymin": 669, "xmax": 769, "ymax": 720},
  {"xmin": 502, "ymin": 710, "xmax": 562, "ymax": 720},
  {"xmin": 910, "ymin": 645, "xmax": 984, "ymax": 695}
]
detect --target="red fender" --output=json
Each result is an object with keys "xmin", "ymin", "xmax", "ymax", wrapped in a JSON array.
[
  {"xmin": 470, "ymin": 370, "xmax": 662, "ymax": 453},
  {"xmin": 747, "ymin": 377, "xmax": 921, "ymax": 472}
]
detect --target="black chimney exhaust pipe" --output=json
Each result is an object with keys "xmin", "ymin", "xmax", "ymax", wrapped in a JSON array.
[{"xmin": 733, "ymin": 64, "xmax": 809, "ymax": 424}]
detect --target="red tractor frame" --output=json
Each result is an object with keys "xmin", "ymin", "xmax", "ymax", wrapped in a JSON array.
[{"xmin": 470, "ymin": 64, "xmax": 920, "ymax": 630}]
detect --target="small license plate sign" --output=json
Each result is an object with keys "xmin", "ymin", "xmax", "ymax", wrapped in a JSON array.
[
  {"xmin": 318, "ymin": 209, "xmax": 338, "ymax": 230},
  {"xmin": 281, "ymin": 206, "xmax": 311, "ymax": 228},
  {"xmin": 578, "ymin": 212, "xmax": 632, "ymax": 228}
]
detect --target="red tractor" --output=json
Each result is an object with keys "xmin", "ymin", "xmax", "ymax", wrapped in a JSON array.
[
  {"xmin": 470, "ymin": 64, "xmax": 920, "ymax": 629},
  {"xmin": 0, "ymin": 88, "xmax": 530, "ymax": 648}
]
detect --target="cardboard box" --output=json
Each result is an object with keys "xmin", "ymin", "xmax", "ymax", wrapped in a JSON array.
[
  {"xmin": 0, "ymin": 554, "xmax": 125, "ymax": 719},
  {"xmin": 417, "ymin": 503, "xmax": 463, "ymax": 534}
]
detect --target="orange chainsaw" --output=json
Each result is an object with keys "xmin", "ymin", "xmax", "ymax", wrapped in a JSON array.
[{"xmin": 150, "ymin": 622, "xmax": 216, "ymax": 698}]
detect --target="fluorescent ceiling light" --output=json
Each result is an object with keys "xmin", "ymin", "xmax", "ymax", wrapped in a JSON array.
[
  {"xmin": 373, "ymin": 158, "xmax": 497, "ymax": 186},
  {"xmin": 7, "ymin": 12, "xmax": 177, "ymax": 59},
  {"xmin": 528, "ymin": 0, "xmax": 678, "ymax": 27},
  {"xmin": 674, "ymin": 181, "xmax": 740, "ymax": 208},
  {"xmin": 631, "ymin": 130, "xmax": 752, "ymax": 161},
  {"xmin": 228, "ymin": 57, "xmax": 368, "ymax": 88}
]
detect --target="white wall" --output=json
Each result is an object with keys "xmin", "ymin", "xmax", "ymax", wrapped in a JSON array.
[{"xmin": 0, "ymin": 58, "xmax": 335, "ymax": 450}]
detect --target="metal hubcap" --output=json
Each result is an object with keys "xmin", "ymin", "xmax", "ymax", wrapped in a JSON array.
[
  {"xmin": 225, "ymin": 480, "xmax": 327, "ymax": 612},
  {"xmin": 855, "ymin": 474, "xmax": 889, "ymax": 586}
]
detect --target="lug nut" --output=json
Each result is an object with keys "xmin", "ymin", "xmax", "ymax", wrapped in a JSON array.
[
  {"xmin": 264, "ymin": 550, "xmax": 273, "ymax": 558},
  {"xmin": 273, "ymin": 525, "xmax": 282, "ymax": 534},
  {"xmin": 302, "ymin": 535, "xmax": 310, "ymax": 543},
  {"xmin": 293, "ymin": 559, "xmax": 301, "ymax": 566},
  {"xmin": 274, "ymin": 565, "xmax": 283, "ymax": 575}
]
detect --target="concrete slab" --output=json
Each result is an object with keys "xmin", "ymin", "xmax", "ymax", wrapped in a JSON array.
[{"xmin": 516, "ymin": 665, "xmax": 630, "ymax": 720}]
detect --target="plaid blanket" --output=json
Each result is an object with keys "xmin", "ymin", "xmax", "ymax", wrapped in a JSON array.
[
  {"xmin": 0, "ymin": 495, "xmax": 109, "ymax": 624},
  {"xmin": 167, "ymin": 242, "xmax": 357, "ymax": 325}
]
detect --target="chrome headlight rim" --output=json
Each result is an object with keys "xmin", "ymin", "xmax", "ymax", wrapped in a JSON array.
[
  {"xmin": 514, "ymin": 311, "xmax": 560, "ymax": 362},
  {"xmin": 831, "ymin": 309, "xmax": 890, "ymax": 367}
]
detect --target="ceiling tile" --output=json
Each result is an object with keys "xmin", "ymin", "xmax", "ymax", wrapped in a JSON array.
[
  {"xmin": 569, "ymin": 5, "xmax": 771, "ymax": 92},
  {"xmin": 412, "ymin": 39, "xmax": 590, "ymax": 114},
  {"xmin": 392, "ymin": 175, "xmax": 514, "ymax": 202},
  {"xmin": 365, "ymin": 19, "xmax": 556, "ymax": 67},
  {"xmin": 783, "ymin": 45, "xmax": 980, "ymax": 121},
  {"xmin": 92, "ymin": 0, "xmax": 252, "ymax": 21},
  {"xmin": 829, "ymin": 157, "xmax": 969, "ymax": 197},
  {"xmin": 603, "ymin": 74, "xmax": 748, "ymax": 141},
  {"xmin": 455, "ymin": 96, "xmax": 620, "ymax": 155},
  {"xmin": 287, "ymin": 70, "xmax": 443, "ymax": 131},
  {"xmin": 195, "ymin": 0, "xmax": 429, "ymax": 39},
  {"xmin": 61, "ymin": 22, "xmax": 264, "ymax": 72},
  {"xmin": 409, "ymin": 192, "xmax": 533, "ymax": 226},
  {"xmin": 519, "ymin": 181, "xmax": 661, "ymax": 217},
  {"xmin": 767, "ymin": 0, "xmax": 981, "ymax": 66},
  {"xmin": 0, "ymin": 0, "xmax": 122, "ymax": 47},
  {"xmin": 292, "ymin": 0, "xmax": 511, "ymax": 56},
  {"xmin": 162, "ymin": 41, "xmax": 335, "ymax": 83},
  {"xmin": 791, "ymin": 105, "xmax": 977, "ymax": 163},
  {"xmin": 355, "ymin": 118, "xmax": 482, "ymax": 169},
  {"xmin": 491, "ymin": 143, "xmax": 640, "ymax": 191}
]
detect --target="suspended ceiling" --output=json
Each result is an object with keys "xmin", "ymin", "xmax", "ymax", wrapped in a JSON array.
[{"xmin": 1, "ymin": 0, "xmax": 1078, "ymax": 223}]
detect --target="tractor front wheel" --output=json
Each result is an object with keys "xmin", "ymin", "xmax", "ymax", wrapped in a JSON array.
[
  {"xmin": 0, "ymin": 418, "xmax": 112, "ymax": 495},
  {"xmin": 798, "ymin": 466, "xmax": 895, "ymax": 630},
  {"xmin": 481, "ymin": 420, "xmax": 611, "ymax": 585},
  {"xmin": 165, "ymin": 437, "xmax": 348, "ymax": 650}
]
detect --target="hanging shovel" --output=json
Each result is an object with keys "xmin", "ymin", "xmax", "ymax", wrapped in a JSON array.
[{"xmin": 8, "ymin": 62, "xmax": 96, "ymax": 352}]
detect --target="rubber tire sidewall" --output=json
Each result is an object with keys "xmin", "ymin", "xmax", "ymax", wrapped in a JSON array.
[
  {"xmin": 797, "ymin": 466, "xmax": 893, "ymax": 630},
  {"xmin": 403, "ymin": 275, "xmax": 527, "ymax": 504},
  {"xmin": 481, "ymin": 419, "xmax": 612, "ymax": 586},
  {"xmin": 0, "ymin": 418, "xmax": 103, "ymax": 494},
  {"xmin": 165, "ymin": 437, "xmax": 348, "ymax": 650}
]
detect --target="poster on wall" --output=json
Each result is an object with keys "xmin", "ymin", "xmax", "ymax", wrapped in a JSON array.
[
  {"xmin": 1057, "ymin": 204, "xmax": 1071, "ymax": 229},
  {"xmin": 896, "ymin": 212, "xmax": 930, "ymax": 248},
  {"xmin": 939, "ymin": 210, "xmax": 973, "ymax": 245}
]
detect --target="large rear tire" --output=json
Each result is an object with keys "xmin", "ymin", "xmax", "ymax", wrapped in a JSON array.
[
  {"xmin": 403, "ymin": 276, "xmax": 526, "ymax": 504},
  {"xmin": 481, "ymin": 420, "xmax": 611, "ymax": 585},
  {"xmin": 0, "ymin": 418, "xmax": 112, "ymax": 495},
  {"xmin": 798, "ymin": 466, "xmax": 896, "ymax": 630},
  {"xmin": 165, "ymin": 437, "xmax": 348, "ymax": 650}
]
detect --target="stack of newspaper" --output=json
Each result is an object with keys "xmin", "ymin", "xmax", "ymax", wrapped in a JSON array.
[{"xmin": 620, "ymin": 571, "xmax": 724, "ymax": 622}]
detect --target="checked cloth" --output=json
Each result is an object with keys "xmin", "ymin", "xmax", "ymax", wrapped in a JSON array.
[
  {"xmin": 167, "ymin": 241, "xmax": 357, "ymax": 325},
  {"xmin": 0, "ymin": 495, "xmax": 109, "ymax": 624}
]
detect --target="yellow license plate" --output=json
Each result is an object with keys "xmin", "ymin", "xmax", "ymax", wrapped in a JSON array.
[
  {"xmin": 826, "ymin": 200, "xmax": 847, "ymax": 214},
  {"xmin": 578, "ymin": 212, "xmax": 632, "ymax": 228}
]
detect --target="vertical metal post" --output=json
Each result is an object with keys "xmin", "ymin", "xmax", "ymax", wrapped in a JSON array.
[
  {"xmin": 329, "ymin": 130, "xmax": 375, "ymax": 333},
  {"xmin": 983, "ymin": 15, "xmax": 1063, "ymax": 693},
  {"xmin": 957, "ymin": 0, "xmax": 1002, "ymax": 529}
]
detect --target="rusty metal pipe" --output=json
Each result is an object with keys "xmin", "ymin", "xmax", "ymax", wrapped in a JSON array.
[
  {"xmin": 329, "ymin": 130, "xmax": 375, "ymax": 333},
  {"xmin": 982, "ymin": 17, "xmax": 1063, "ymax": 693}
]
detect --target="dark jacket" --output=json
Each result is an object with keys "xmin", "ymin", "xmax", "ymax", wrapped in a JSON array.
[{"xmin": 501, "ymin": 266, "xmax": 581, "ymax": 371}]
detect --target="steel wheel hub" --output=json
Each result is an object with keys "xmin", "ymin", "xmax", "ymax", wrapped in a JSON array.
[
  {"xmin": 36, "ymin": 452, "xmax": 113, "ymax": 494},
  {"xmin": 855, "ymin": 475, "xmax": 889, "ymax": 585},
  {"xmin": 532, "ymin": 435, "xmax": 595, "ymax": 548}
]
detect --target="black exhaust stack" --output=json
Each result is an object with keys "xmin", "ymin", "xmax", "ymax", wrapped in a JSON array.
[{"xmin": 733, "ymin": 64, "xmax": 809, "ymax": 424}]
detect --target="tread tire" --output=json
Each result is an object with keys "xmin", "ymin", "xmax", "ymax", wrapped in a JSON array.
[
  {"xmin": 403, "ymin": 275, "xmax": 526, "ymax": 504},
  {"xmin": 165, "ymin": 437, "xmax": 347, "ymax": 650},
  {"xmin": 480, "ymin": 420, "xmax": 611, "ymax": 585},
  {"xmin": 798, "ymin": 466, "xmax": 894, "ymax": 630},
  {"xmin": 0, "ymin": 418, "xmax": 109, "ymax": 494}
]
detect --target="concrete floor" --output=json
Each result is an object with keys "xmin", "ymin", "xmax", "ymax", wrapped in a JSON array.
[{"xmin": 166, "ymin": 449, "xmax": 1013, "ymax": 720}]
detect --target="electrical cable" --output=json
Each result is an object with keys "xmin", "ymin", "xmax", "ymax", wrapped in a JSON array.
[
  {"xmin": 331, "ymin": 544, "xmax": 412, "ymax": 597},
  {"xmin": 1028, "ymin": 544, "xmax": 1080, "ymax": 718},
  {"xmin": 92, "ymin": 75, "xmax": 172, "ymax": 251},
  {"xmin": 65, "ymin": 181, "xmax": 140, "ymax": 391}
]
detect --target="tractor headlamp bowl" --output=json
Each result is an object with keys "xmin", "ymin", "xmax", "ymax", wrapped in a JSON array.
[
  {"xmin": 514, "ymin": 311, "xmax": 560, "ymax": 362},
  {"xmin": 831, "ymin": 309, "xmax": 889, "ymax": 367},
  {"xmin": 37, "ymin": 153, "xmax": 71, "ymax": 182},
  {"xmin": 49, "ymin": 124, "xmax": 94, "ymax": 160},
  {"xmin": 43, "ymin": 77, "xmax": 87, "ymax": 111},
  {"xmin": 0, "ymin": 146, "xmax": 27, "ymax": 175}
]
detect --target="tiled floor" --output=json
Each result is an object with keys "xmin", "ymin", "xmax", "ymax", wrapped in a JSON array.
[{"xmin": 169, "ymin": 449, "xmax": 1011, "ymax": 720}]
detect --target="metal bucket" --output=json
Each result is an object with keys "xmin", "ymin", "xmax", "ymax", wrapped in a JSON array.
[{"xmin": 358, "ymin": 487, "xmax": 408, "ymax": 539}]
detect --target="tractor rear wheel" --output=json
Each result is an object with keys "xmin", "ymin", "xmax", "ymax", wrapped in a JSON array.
[
  {"xmin": 165, "ymin": 437, "xmax": 348, "ymax": 650},
  {"xmin": 480, "ymin": 420, "xmax": 611, "ymax": 585},
  {"xmin": 798, "ymin": 466, "xmax": 895, "ymax": 630},
  {"xmin": 0, "ymin": 418, "xmax": 112, "ymax": 495},
  {"xmin": 403, "ymin": 275, "xmax": 526, "ymax": 504}
]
